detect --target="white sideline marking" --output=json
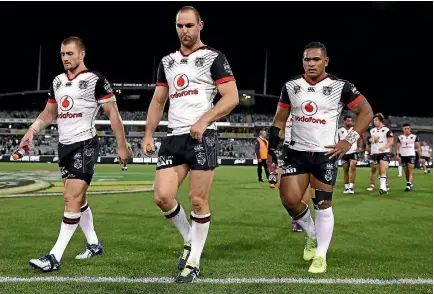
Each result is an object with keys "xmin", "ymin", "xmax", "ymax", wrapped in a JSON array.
[
  {"xmin": 0, "ymin": 276, "xmax": 431, "ymax": 285},
  {"xmin": 0, "ymin": 188, "xmax": 154, "ymax": 198}
]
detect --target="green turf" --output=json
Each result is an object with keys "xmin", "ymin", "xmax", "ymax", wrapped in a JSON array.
[{"xmin": 0, "ymin": 163, "xmax": 432, "ymax": 293}]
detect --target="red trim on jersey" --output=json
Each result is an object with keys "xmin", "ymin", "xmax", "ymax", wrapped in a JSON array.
[
  {"xmin": 67, "ymin": 68, "xmax": 89, "ymax": 81},
  {"xmin": 48, "ymin": 98, "xmax": 57, "ymax": 104},
  {"xmin": 216, "ymin": 76, "xmax": 235, "ymax": 85},
  {"xmin": 278, "ymin": 102, "xmax": 291, "ymax": 109},
  {"xmin": 97, "ymin": 93, "xmax": 115, "ymax": 101},
  {"xmin": 156, "ymin": 82, "xmax": 169, "ymax": 87},
  {"xmin": 347, "ymin": 94, "xmax": 364, "ymax": 109},
  {"xmin": 180, "ymin": 45, "xmax": 207, "ymax": 57},
  {"xmin": 303, "ymin": 73, "xmax": 329, "ymax": 85}
]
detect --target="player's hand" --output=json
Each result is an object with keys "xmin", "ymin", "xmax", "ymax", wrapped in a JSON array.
[
  {"xmin": 190, "ymin": 120, "xmax": 208, "ymax": 143},
  {"xmin": 142, "ymin": 136, "xmax": 155, "ymax": 156},
  {"xmin": 325, "ymin": 140, "xmax": 352, "ymax": 159},
  {"xmin": 395, "ymin": 154, "xmax": 400, "ymax": 160},
  {"xmin": 258, "ymin": 159, "xmax": 262, "ymax": 163},
  {"xmin": 117, "ymin": 145, "xmax": 131, "ymax": 164},
  {"xmin": 19, "ymin": 129, "xmax": 36, "ymax": 148},
  {"xmin": 379, "ymin": 147, "xmax": 386, "ymax": 153}
]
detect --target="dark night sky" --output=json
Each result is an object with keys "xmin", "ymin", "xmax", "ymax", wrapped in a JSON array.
[{"xmin": 0, "ymin": 1, "xmax": 432, "ymax": 117}]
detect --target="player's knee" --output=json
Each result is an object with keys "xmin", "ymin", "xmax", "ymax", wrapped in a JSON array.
[
  {"xmin": 189, "ymin": 192, "xmax": 208, "ymax": 211},
  {"xmin": 312, "ymin": 190, "xmax": 333, "ymax": 210},
  {"xmin": 153, "ymin": 191, "xmax": 174, "ymax": 208}
]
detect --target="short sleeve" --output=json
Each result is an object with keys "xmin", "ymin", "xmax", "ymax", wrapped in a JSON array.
[
  {"xmin": 415, "ymin": 136, "xmax": 419, "ymax": 142},
  {"xmin": 156, "ymin": 61, "xmax": 168, "ymax": 87},
  {"xmin": 95, "ymin": 76, "xmax": 116, "ymax": 104},
  {"xmin": 397, "ymin": 137, "xmax": 401, "ymax": 143},
  {"xmin": 211, "ymin": 54, "xmax": 235, "ymax": 85},
  {"xmin": 278, "ymin": 84, "xmax": 290, "ymax": 109},
  {"xmin": 341, "ymin": 81, "xmax": 364, "ymax": 108},
  {"xmin": 386, "ymin": 130, "xmax": 393, "ymax": 137},
  {"xmin": 48, "ymin": 83, "xmax": 56, "ymax": 104}
]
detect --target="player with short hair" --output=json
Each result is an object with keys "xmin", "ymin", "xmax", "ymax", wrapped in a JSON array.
[
  {"xmin": 369, "ymin": 113, "xmax": 394, "ymax": 194},
  {"xmin": 421, "ymin": 141, "xmax": 431, "ymax": 174},
  {"xmin": 268, "ymin": 42, "xmax": 373, "ymax": 273},
  {"xmin": 23, "ymin": 36, "xmax": 131, "ymax": 272},
  {"xmin": 338, "ymin": 116, "xmax": 363, "ymax": 194},
  {"xmin": 396, "ymin": 123, "xmax": 422, "ymax": 191},
  {"xmin": 142, "ymin": 6, "xmax": 239, "ymax": 283}
]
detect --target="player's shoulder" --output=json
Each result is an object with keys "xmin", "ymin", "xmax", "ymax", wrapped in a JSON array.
[
  {"xmin": 285, "ymin": 75, "xmax": 304, "ymax": 84},
  {"xmin": 338, "ymin": 126, "xmax": 346, "ymax": 132},
  {"xmin": 328, "ymin": 75, "xmax": 356, "ymax": 88}
]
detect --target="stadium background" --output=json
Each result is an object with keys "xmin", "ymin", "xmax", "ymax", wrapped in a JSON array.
[{"xmin": 0, "ymin": 1, "xmax": 432, "ymax": 293}]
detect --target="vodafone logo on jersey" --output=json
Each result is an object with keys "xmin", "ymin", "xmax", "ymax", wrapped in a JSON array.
[
  {"xmin": 174, "ymin": 74, "xmax": 189, "ymax": 91},
  {"xmin": 170, "ymin": 73, "xmax": 199, "ymax": 99},
  {"xmin": 60, "ymin": 95, "xmax": 74, "ymax": 111},
  {"xmin": 58, "ymin": 95, "xmax": 82, "ymax": 119},
  {"xmin": 294, "ymin": 101, "xmax": 326, "ymax": 125},
  {"xmin": 301, "ymin": 100, "xmax": 318, "ymax": 116}
]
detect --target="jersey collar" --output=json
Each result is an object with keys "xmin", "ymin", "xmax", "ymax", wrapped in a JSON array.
[
  {"xmin": 302, "ymin": 72, "xmax": 329, "ymax": 85},
  {"xmin": 66, "ymin": 68, "xmax": 89, "ymax": 81},
  {"xmin": 180, "ymin": 45, "xmax": 207, "ymax": 57}
]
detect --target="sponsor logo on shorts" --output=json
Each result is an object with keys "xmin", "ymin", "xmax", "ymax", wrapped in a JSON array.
[
  {"xmin": 282, "ymin": 166, "xmax": 297, "ymax": 175},
  {"xmin": 324, "ymin": 170, "xmax": 333, "ymax": 182},
  {"xmin": 196, "ymin": 152, "xmax": 206, "ymax": 165},
  {"xmin": 157, "ymin": 156, "xmax": 173, "ymax": 167}
]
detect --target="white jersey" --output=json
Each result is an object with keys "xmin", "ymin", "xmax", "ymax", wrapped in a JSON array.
[
  {"xmin": 284, "ymin": 114, "xmax": 293, "ymax": 144},
  {"xmin": 157, "ymin": 46, "xmax": 235, "ymax": 136},
  {"xmin": 421, "ymin": 146, "xmax": 430, "ymax": 158},
  {"xmin": 397, "ymin": 134, "xmax": 419, "ymax": 157},
  {"xmin": 49, "ymin": 69, "xmax": 116, "ymax": 145},
  {"xmin": 279, "ymin": 74, "xmax": 364, "ymax": 152},
  {"xmin": 369, "ymin": 126, "xmax": 393, "ymax": 154},
  {"xmin": 338, "ymin": 127, "xmax": 358, "ymax": 154}
]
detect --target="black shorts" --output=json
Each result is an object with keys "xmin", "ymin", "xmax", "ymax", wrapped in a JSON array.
[
  {"xmin": 401, "ymin": 156, "xmax": 416, "ymax": 165},
  {"xmin": 341, "ymin": 153, "xmax": 358, "ymax": 164},
  {"xmin": 281, "ymin": 148, "xmax": 338, "ymax": 186},
  {"xmin": 156, "ymin": 129, "xmax": 218, "ymax": 171},
  {"xmin": 372, "ymin": 153, "xmax": 393, "ymax": 164},
  {"xmin": 422, "ymin": 156, "xmax": 430, "ymax": 161},
  {"xmin": 58, "ymin": 136, "xmax": 100, "ymax": 185}
]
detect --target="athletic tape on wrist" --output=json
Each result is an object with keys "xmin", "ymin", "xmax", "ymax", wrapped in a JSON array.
[
  {"xmin": 30, "ymin": 119, "xmax": 46, "ymax": 134},
  {"xmin": 268, "ymin": 126, "xmax": 281, "ymax": 151},
  {"xmin": 344, "ymin": 129, "xmax": 360, "ymax": 145}
]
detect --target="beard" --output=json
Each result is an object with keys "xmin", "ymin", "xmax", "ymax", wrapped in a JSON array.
[{"xmin": 180, "ymin": 34, "xmax": 197, "ymax": 48}]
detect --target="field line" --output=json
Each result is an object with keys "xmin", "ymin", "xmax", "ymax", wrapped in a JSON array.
[
  {"xmin": 0, "ymin": 276, "xmax": 431, "ymax": 284},
  {"xmin": 0, "ymin": 188, "xmax": 154, "ymax": 199}
]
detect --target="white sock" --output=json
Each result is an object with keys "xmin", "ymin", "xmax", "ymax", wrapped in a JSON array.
[
  {"xmin": 380, "ymin": 176, "xmax": 387, "ymax": 190},
  {"xmin": 314, "ymin": 207, "xmax": 334, "ymax": 259},
  {"xmin": 163, "ymin": 202, "xmax": 192, "ymax": 243},
  {"xmin": 296, "ymin": 207, "xmax": 316, "ymax": 239},
  {"xmin": 187, "ymin": 212, "xmax": 211, "ymax": 267},
  {"xmin": 79, "ymin": 203, "xmax": 99, "ymax": 245},
  {"xmin": 344, "ymin": 183, "xmax": 349, "ymax": 190},
  {"xmin": 398, "ymin": 165, "xmax": 403, "ymax": 176},
  {"xmin": 50, "ymin": 211, "xmax": 81, "ymax": 261},
  {"xmin": 349, "ymin": 183, "xmax": 354, "ymax": 189}
]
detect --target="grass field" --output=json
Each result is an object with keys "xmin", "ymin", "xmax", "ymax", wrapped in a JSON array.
[{"xmin": 0, "ymin": 162, "xmax": 432, "ymax": 293}]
